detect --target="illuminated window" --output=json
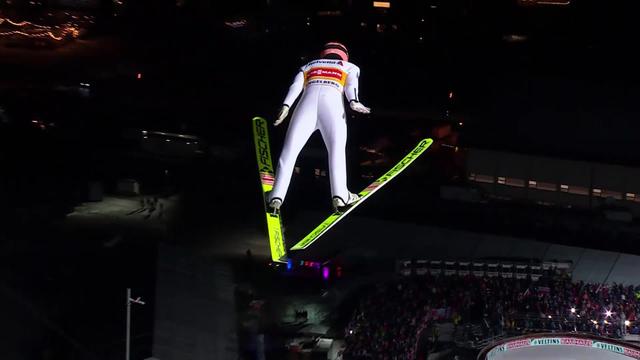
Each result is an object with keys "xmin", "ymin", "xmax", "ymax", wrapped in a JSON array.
[
  {"xmin": 314, "ymin": 168, "xmax": 321, "ymax": 176},
  {"xmin": 506, "ymin": 178, "xmax": 526, "ymax": 187},
  {"xmin": 626, "ymin": 193, "xmax": 636, "ymax": 201},
  {"xmin": 593, "ymin": 188, "xmax": 602, "ymax": 197},
  {"xmin": 373, "ymin": 1, "xmax": 391, "ymax": 8},
  {"xmin": 497, "ymin": 176, "xmax": 506, "ymax": 184},
  {"xmin": 529, "ymin": 180, "xmax": 537, "ymax": 187},
  {"xmin": 560, "ymin": 184, "xmax": 569, "ymax": 192}
]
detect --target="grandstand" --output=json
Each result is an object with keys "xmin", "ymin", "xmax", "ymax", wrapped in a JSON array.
[
  {"xmin": 342, "ymin": 270, "xmax": 640, "ymax": 359},
  {"xmin": 307, "ymin": 209, "xmax": 640, "ymax": 359}
]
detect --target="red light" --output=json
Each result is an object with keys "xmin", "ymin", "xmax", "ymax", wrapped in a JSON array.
[
  {"xmin": 136, "ymin": 73, "xmax": 142, "ymax": 80},
  {"xmin": 336, "ymin": 266, "xmax": 342, "ymax": 278}
]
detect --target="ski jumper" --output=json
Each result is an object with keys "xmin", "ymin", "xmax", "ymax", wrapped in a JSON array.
[{"xmin": 270, "ymin": 59, "xmax": 362, "ymax": 204}]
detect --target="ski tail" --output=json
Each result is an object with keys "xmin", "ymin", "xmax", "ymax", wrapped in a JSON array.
[
  {"xmin": 252, "ymin": 116, "xmax": 288, "ymax": 263},
  {"xmin": 290, "ymin": 138, "xmax": 433, "ymax": 251}
]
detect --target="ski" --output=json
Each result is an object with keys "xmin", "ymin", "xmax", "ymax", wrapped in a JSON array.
[
  {"xmin": 252, "ymin": 116, "xmax": 287, "ymax": 263},
  {"xmin": 290, "ymin": 138, "xmax": 433, "ymax": 251}
]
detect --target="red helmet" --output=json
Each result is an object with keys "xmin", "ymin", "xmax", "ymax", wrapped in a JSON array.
[{"xmin": 320, "ymin": 42, "xmax": 349, "ymax": 62}]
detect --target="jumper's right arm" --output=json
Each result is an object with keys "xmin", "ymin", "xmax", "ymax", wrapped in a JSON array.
[{"xmin": 275, "ymin": 70, "xmax": 304, "ymax": 126}]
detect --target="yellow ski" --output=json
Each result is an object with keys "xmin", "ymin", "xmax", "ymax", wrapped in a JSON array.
[
  {"xmin": 252, "ymin": 116, "xmax": 287, "ymax": 263},
  {"xmin": 291, "ymin": 138, "xmax": 433, "ymax": 250}
]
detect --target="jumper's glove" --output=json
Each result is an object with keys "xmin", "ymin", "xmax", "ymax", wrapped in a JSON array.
[
  {"xmin": 274, "ymin": 105, "xmax": 290, "ymax": 126},
  {"xmin": 349, "ymin": 101, "xmax": 371, "ymax": 114}
]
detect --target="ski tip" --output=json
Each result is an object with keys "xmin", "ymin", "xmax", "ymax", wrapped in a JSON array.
[
  {"xmin": 290, "ymin": 242, "xmax": 310, "ymax": 251},
  {"xmin": 252, "ymin": 116, "xmax": 268, "ymax": 123},
  {"xmin": 420, "ymin": 138, "xmax": 434, "ymax": 147}
]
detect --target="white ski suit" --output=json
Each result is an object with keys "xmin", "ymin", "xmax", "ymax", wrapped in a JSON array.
[{"xmin": 269, "ymin": 59, "xmax": 362, "ymax": 204}]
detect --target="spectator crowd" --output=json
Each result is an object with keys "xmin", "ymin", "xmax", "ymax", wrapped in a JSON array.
[{"xmin": 343, "ymin": 272, "xmax": 640, "ymax": 360}]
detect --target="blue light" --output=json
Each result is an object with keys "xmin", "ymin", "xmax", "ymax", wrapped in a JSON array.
[{"xmin": 287, "ymin": 259, "xmax": 293, "ymax": 271}]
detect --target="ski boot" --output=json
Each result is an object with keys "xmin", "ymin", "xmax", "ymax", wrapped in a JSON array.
[
  {"xmin": 268, "ymin": 197, "xmax": 282, "ymax": 214},
  {"xmin": 332, "ymin": 192, "xmax": 360, "ymax": 212}
]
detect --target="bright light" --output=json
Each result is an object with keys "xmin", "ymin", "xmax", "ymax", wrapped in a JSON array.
[
  {"xmin": 591, "ymin": 320, "xmax": 597, "ymax": 324},
  {"xmin": 605, "ymin": 310, "xmax": 612, "ymax": 317},
  {"xmin": 349, "ymin": 329, "xmax": 354, "ymax": 334},
  {"xmin": 224, "ymin": 19, "xmax": 247, "ymax": 28},
  {"xmin": 548, "ymin": 315, "xmax": 552, "ymax": 319},
  {"xmin": 625, "ymin": 320, "xmax": 631, "ymax": 326},
  {"xmin": 570, "ymin": 307, "xmax": 576, "ymax": 313},
  {"xmin": 68, "ymin": 27, "xmax": 79, "ymax": 38},
  {"xmin": 449, "ymin": 91, "xmax": 454, "ymax": 99},
  {"xmin": 136, "ymin": 73, "xmax": 142, "ymax": 80},
  {"xmin": 373, "ymin": 1, "xmax": 391, "ymax": 8}
]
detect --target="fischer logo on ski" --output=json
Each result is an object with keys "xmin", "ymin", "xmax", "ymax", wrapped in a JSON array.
[{"xmin": 252, "ymin": 116, "xmax": 288, "ymax": 263}]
